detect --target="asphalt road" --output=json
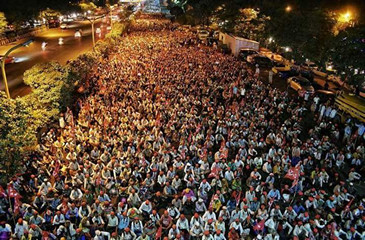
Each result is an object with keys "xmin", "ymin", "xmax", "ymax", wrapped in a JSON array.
[{"xmin": 0, "ymin": 19, "xmax": 109, "ymax": 98}]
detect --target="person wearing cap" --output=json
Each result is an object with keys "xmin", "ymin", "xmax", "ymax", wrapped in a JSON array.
[
  {"xmin": 106, "ymin": 211, "xmax": 118, "ymax": 234},
  {"xmin": 218, "ymin": 206, "xmax": 230, "ymax": 223},
  {"xmin": 203, "ymin": 207, "xmax": 217, "ymax": 223},
  {"xmin": 32, "ymin": 192, "xmax": 47, "ymax": 213},
  {"xmin": 213, "ymin": 229, "xmax": 226, "ymax": 240},
  {"xmin": 283, "ymin": 206, "xmax": 297, "ymax": 222},
  {"xmin": 38, "ymin": 178, "xmax": 52, "ymax": 196},
  {"xmin": 168, "ymin": 224, "xmax": 180, "ymax": 239},
  {"xmin": 139, "ymin": 200, "xmax": 152, "ymax": 218},
  {"xmin": 127, "ymin": 189, "xmax": 141, "ymax": 208},
  {"xmin": 176, "ymin": 214, "xmax": 189, "ymax": 239},
  {"xmin": 190, "ymin": 213, "xmax": 203, "ymax": 227},
  {"xmin": 93, "ymin": 229, "xmax": 111, "ymax": 240},
  {"xmin": 121, "ymin": 227, "xmax": 136, "ymax": 240},
  {"xmin": 70, "ymin": 186, "xmax": 83, "ymax": 202},
  {"xmin": 201, "ymin": 230, "xmax": 214, "ymax": 240},
  {"xmin": 166, "ymin": 203, "xmax": 180, "ymax": 220},
  {"xmin": 131, "ymin": 217, "xmax": 143, "ymax": 237},
  {"xmin": 195, "ymin": 198, "xmax": 207, "ymax": 213},
  {"xmin": 29, "ymin": 211, "xmax": 45, "ymax": 226},
  {"xmin": 14, "ymin": 218, "xmax": 29, "ymax": 239},
  {"xmin": 66, "ymin": 203, "xmax": 79, "ymax": 224},
  {"xmin": 229, "ymin": 218, "xmax": 243, "ymax": 235}
]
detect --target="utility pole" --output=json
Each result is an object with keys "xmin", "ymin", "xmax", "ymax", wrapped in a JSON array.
[{"xmin": 86, "ymin": 15, "xmax": 105, "ymax": 48}]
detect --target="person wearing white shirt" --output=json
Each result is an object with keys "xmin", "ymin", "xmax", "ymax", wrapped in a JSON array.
[
  {"xmin": 224, "ymin": 168, "xmax": 234, "ymax": 182},
  {"xmin": 230, "ymin": 218, "xmax": 244, "ymax": 235},
  {"xmin": 215, "ymin": 217, "xmax": 226, "ymax": 234},
  {"xmin": 94, "ymin": 230, "xmax": 110, "ymax": 240},
  {"xmin": 190, "ymin": 222, "xmax": 204, "ymax": 239},
  {"xmin": 214, "ymin": 229, "xmax": 226, "ymax": 240},
  {"xmin": 14, "ymin": 218, "xmax": 28, "ymax": 239},
  {"xmin": 122, "ymin": 227, "xmax": 136, "ymax": 240},
  {"xmin": 168, "ymin": 225, "xmax": 180, "ymax": 239},
  {"xmin": 202, "ymin": 209, "xmax": 217, "ymax": 222},
  {"xmin": 138, "ymin": 200, "xmax": 152, "ymax": 217},
  {"xmin": 176, "ymin": 214, "xmax": 189, "ymax": 232}
]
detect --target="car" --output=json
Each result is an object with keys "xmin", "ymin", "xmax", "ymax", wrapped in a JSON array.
[
  {"xmin": 238, "ymin": 49, "xmax": 258, "ymax": 61},
  {"xmin": 75, "ymin": 29, "xmax": 82, "ymax": 38},
  {"xmin": 328, "ymin": 74, "xmax": 345, "ymax": 87},
  {"xmin": 272, "ymin": 62, "xmax": 290, "ymax": 74},
  {"xmin": 60, "ymin": 23, "xmax": 68, "ymax": 29},
  {"xmin": 0, "ymin": 55, "xmax": 15, "ymax": 65},
  {"xmin": 197, "ymin": 30, "xmax": 209, "ymax": 40},
  {"xmin": 287, "ymin": 76, "xmax": 315, "ymax": 96},
  {"xmin": 301, "ymin": 61, "xmax": 318, "ymax": 70},
  {"xmin": 247, "ymin": 54, "xmax": 273, "ymax": 68}
]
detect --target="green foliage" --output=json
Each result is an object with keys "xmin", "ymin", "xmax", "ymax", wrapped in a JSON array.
[
  {"xmin": 0, "ymin": 12, "xmax": 7, "ymax": 35},
  {"xmin": 0, "ymin": 92, "xmax": 35, "ymax": 184},
  {"xmin": 326, "ymin": 25, "xmax": 365, "ymax": 84},
  {"xmin": 79, "ymin": 1, "xmax": 97, "ymax": 12},
  {"xmin": 105, "ymin": 21, "xmax": 127, "ymax": 39}
]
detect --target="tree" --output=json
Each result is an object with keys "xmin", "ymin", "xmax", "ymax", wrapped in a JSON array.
[
  {"xmin": 232, "ymin": 8, "xmax": 269, "ymax": 41},
  {"xmin": 326, "ymin": 24, "xmax": 365, "ymax": 85},
  {"xmin": 0, "ymin": 92, "xmax": 34, "ymax": 184},
  {"xmin": 266, "ymin": 6, "xmax": 334, "ymax": 63},
  {"xmin": 0, "ymin": 12, "xmax": 7, "ymax": 35},
  {"xmin": 23, "ymin": 62, "xmax": 75, "ymax": 127},
  {"xmin": 79, "ymin": 1, "xmax": 97, "ymax": 13}
]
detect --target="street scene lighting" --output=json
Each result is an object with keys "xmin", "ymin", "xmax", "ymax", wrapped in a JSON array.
[
  {"xmin": 1, "ymin": 39, "xmax": 34, "ymax": 98},
  {"xmin": 285, "ymin": 5, "xmax": 292, "ymax": 12}
]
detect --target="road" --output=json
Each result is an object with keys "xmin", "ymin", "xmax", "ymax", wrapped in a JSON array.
[{"xmin": 0, "ymin": 19, "xmax": 109, "ymax": 98}]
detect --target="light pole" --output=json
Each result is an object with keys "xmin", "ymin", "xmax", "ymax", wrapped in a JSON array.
[
  {"xmin": 86, "ymin": 15, "xmax": 105, "ymax": 48},
  {"xmin": 1, "ymin": 39, "xmax": 33, "ymax": 99}
]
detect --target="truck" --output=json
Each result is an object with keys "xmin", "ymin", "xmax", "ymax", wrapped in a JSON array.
[{"xmin": 218, "ymin": 32, "xmax": 259, "ymax": 57}]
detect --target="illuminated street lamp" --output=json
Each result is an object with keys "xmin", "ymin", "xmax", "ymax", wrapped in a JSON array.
[
  {"xmin": 285, "ymin": 5, "xmax": 292, "ymax": 12},
  {"xmin": 1, "ymin": 39, "xmax": 34, "ymax": 99},
  {"xmin": 338, "ymin": 11, "xmax": 352, "ymax": 23}
]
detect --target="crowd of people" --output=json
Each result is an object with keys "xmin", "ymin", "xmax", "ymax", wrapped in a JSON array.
[{"xmin": 0, "ymin": 15, "xmax": 364, "ymax": 240}]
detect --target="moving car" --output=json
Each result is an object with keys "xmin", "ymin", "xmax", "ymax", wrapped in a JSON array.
[
  {"xmin": 238, "ymin": 49, "xmax": 258, "ymax": 61},
  {"xmin": 287, "ymin": 76, "xmax": 315, "ymax": 95},
  {"xmin": 75, "ymin": 29, "xmax": 82, "ymax": 38},
  {"xmin": 60, "ymin": 23, "xmax": 68, "ymax": 29},
  {"xmin": 0, "ymin": 55, "xmax": 15, "ymax": 65}
]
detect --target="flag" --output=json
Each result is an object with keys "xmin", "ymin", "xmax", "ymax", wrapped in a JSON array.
[
  {"xmin": 0, "ymin": 186, "xmax": 7, "ymax": 198},
  {"xmin": 235, "ymin": 191, "xmax": 241, "ymax": 207},
  {"xmin": 7, "ymin": 184, "xmax": 20, "ymax": 199},
  {"xmin": 285, "ymin": 166, "xmax": 301, "ymax": 188},
  {"xmin": 155, "ymin": 226, "xmax": 162, "ymax": 240},
  {"xmin": 285, "ymin": 166, "xmax": 300, "ymax": 181},
  {"xmin": 253, "ymin": 219, "xmax": 265, "ymax": 232},
  {"xmin": 7, "ymin": 183, "xmax": 22, "ymax": 214},
  {"xmin": 208, "ymin": 167, "xmax": 220, "ymax": 178}
]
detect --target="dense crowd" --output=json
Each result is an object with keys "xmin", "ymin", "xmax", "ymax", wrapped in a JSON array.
[{"xmin": 0, "ymin": 16, "xmax": 364, "ymax": 240}]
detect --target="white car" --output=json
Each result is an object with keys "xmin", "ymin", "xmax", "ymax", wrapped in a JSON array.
[
  {"xmin": 60, "ymin": 23, "xmax": 68, "ymax": 29},
  {"xmin": 75, "ymin": 30, "xmax": 82, "ymax": 38}
]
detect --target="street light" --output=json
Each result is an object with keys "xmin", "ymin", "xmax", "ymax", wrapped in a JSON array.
[
  {"xmin": 285, "ymin": 5, "xmax": 292, "ymax": 12},
  {"xmin": 86, "ymin": 15, "xmax": 105, "ymax": 48},
  {"xmin": 1, "ymin": 39, "xmax": 34, "ymax": 99}
]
